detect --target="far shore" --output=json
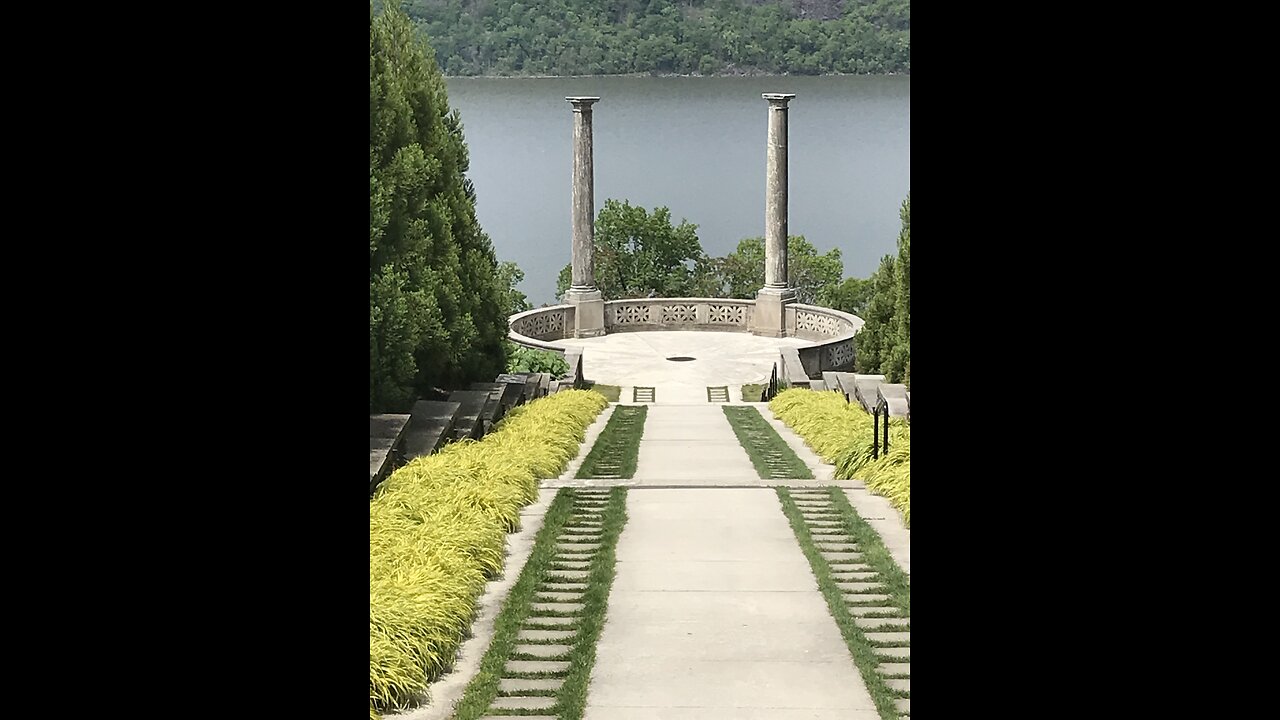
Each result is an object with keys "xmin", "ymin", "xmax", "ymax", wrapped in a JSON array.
[{"xmin": 444, "ymin": 71, "xmax": 909, "ymax": 80}]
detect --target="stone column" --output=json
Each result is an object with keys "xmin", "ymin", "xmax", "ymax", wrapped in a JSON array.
[
  {"xmin": 565, "ymin": 96, "xmax": 605, "ymax": 338},
  {"xmin": 754, "ymin": 92, "xmax": 796, "ymax": 338}
]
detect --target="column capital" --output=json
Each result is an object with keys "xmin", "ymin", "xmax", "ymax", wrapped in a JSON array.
[
  {"xmin": 762, "ymin": 93, "xmax": 796, "ymax": 107},
  {"xmin": 566, "ymin": 96, "xmax": 601, "ymax": 111}
]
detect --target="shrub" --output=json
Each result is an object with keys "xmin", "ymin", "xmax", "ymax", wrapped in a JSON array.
[
  {"xmin": 370, "ymin": 389, "xmax": 609, "ymax": 718},
  {"xmin": 769, "ymin": 388, "xmax": 910, "ymax": 526}
]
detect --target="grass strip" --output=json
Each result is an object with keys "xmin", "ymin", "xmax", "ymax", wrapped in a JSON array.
[
  {"xmin": 776, "ymin": 487, "xmax": 910, "ymax": 720},
  {"xmin": 722, "ymin": 406, "xmax": 813, "ymax": 479},
  {"xmin": 450, "ymin": 488, "xmax": 628, "ymax": 720},
  {"xmin": 447, "ymin": 489, "xmax": 575, "ymax": 720},
  {"xmin": 583, "ymin": 382, "xmax": 621, "ymax": 402},
  {"xmin": 553, "ymin": 488, "xmax": 626, "ymax": 720},
  {"xmin": 576, "ymin": 406, "xmax": 647, "ymax": 478}
]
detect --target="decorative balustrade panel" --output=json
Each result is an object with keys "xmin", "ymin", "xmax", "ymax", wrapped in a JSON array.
[
  {"xmin": 512, "ymin": 309, "xmax": 567, "ymax": 340},
  {"xmin": 707, "ymin": 304, "xmax": 746, "ymax": 326},
  {"xmin": 661, "ymin": 304, "xmax": 696, "ymax": 323}
]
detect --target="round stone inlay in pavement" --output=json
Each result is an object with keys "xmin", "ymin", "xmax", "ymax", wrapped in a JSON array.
[{"xmin": 665, "ymin": 356, "xmax": 696, "ymax": 362}]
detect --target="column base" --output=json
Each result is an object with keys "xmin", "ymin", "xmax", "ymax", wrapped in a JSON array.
[
  {"xmin": 565, "ymin": 288, "xmax": 606, "ymax": 338},
  {"xmin": 752, "ymin": 287, "xmax": 795, "ymax": 338}
]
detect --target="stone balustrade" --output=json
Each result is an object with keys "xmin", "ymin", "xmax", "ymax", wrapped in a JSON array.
[{"xmin": 507, "ymin": 298, "xmax": 863, "ymax": 375}]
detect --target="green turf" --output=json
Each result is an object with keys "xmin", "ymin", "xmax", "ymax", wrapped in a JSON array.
[
  {"xmin": 576, "ymin": 406, "xmax": 647, "ymax": 478},
  {"xmin": 776, "ymin": 487, "xmax": 910, "ymax": 719},
  {"xmin": 722, "ymin": 405, "xmax": 813, "ymax": 479}
]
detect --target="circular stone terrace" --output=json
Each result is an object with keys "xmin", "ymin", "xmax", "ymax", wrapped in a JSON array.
[{"xmin": 509, "ymin": 298, "xmax": 863, "ymax": 403}]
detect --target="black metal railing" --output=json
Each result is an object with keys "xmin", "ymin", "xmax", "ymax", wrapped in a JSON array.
[{"xmin": 873, "ymin": 397, "xmax": 891, "ymax": 459}]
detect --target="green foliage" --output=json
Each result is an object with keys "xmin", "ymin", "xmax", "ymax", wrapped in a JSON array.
[
  {"xmin": 391, "ymin": 0, "xmax": 910, "ymax": 77},
  {"xmin": 369, "ymin": 389, "xmax": 609, "ymax": 718},
  {"xmin": 769, "ymin": 388, "xmax": 909, "ymax": 525},
  {"xmin": 710, "ymin": 235, "xmax": 844, "ymax": 304},
  {"xmin": 370, "ymin": 3, "xmax": 509, "ymax": 412},
  {"xmin": 854, "ymin": 194, "xmax": 909, "ymax": 383},
  {"xmin": 505, "ymin": 341, "xmax": 570, "ymax": 375},
  {"xmin": 556, "ymin": 199, "xmax": 712, "ymax": 300},
  {"xmin": 819, "ymin": 276, "xmax": 873, "ymax": 317}
]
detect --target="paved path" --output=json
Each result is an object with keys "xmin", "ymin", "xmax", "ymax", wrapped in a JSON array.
[
  {"xmin": 631, "ymin": 404, "xmax": 760, "ymax": 484},
  {"xmin": 566, "ymin": 331, "xmax": 809, "ymax": 403},
  {"xmin": 585, "ymin": 488, "xmax": 879, "ymax": 720}
]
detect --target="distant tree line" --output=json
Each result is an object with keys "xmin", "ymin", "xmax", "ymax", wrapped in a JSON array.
[{"xmin": 382, "ymin": 0, "xmax": 910, "ymax": 76}]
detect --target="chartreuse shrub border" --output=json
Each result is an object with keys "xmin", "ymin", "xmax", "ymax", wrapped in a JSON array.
[
  {"xmin": 449, "ymin": 487, "xmax": 627, "ymax": 720},
  {"xmin": 370, "ymin": 390, "xmax": 609, "ymax": 719},
  {"xmin": 777, "ymin": 487, "xmax": 910, "ymax": 720},
  {"xmin": 769, "ymin": 388, "xmax": 910, "ymax": 526}
]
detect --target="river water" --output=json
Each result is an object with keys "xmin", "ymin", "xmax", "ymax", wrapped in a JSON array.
[{"xmin": 445, "ymin": 75, "xmax": 910, "ymax": 306}]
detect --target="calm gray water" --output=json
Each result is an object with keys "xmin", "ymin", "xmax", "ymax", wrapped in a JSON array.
[{"xmin": 445, "ymin": 75, "xmax": 910, "ymax": 306}]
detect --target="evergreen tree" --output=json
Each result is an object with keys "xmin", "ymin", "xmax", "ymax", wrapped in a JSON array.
[{"xmin": 370, "ymin": 3, "xmax": 507, "ymax": 412}]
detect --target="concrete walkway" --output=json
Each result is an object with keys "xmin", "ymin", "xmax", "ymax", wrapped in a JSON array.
[
  {"xmin": 585, "ymin": 489, "xmax": 879, "ymax": 720},
  {"xmin": 631, "ymin": 404, "xmax": 760, "ymax": 484}
]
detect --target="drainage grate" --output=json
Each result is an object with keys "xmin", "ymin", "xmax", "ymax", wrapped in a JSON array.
[
  {"xmin": 707, "ymin": 386, "xmax": 730, "ymax": 403},
  {"xmin": 633, "ymin": 386, "xmax": 655, "ymax": 403}
]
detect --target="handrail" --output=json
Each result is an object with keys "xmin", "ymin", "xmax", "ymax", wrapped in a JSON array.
[{"xmin": 873, "ymin": 397, "xmax": 890, "ymax": 459}]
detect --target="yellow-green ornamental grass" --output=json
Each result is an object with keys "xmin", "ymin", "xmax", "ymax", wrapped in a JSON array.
[
  {"xmin": 370, "ymin": 389, "xmax": 609, "ymax": 719},
  {"xmin": 769, "ymin": 388, "xmax": 910, "ymax": 526}
]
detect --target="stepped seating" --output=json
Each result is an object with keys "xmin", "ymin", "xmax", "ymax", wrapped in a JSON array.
[
  {"xmin": 369, "ymin": 413, "xmax": 411, "ymax": 493},
  {"xmin": 876, "ymin": 383, "xmax": 910, "ymax": 418},
  {"xmin": 400, "ymin": 400, "xmax": 462, "ymax": 462},
  {"xmin": 446, "ymin": 389, "xmax": 491, "ymax": 441}
]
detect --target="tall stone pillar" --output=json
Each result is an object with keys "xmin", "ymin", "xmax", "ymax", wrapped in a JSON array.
[
  {"xmin": 565, "ymin": 96, "xmax": 605, "ymax": 338},
  {"xmin": 753, "ymin": 92, "xmax": 796, "ymax": 338}
]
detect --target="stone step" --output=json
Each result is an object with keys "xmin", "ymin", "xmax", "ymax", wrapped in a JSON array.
[
  {"xmin": 823, "ymin": 553, "xmax": 865, "ymax": 563},
  {"xmin": 550, "ymin": 563, "xmax": 590, "ymax": 571},
  {"xmin": 837, "ymin": 582, "xmax": 885, "ymax": 593},
  {"xmin": 446, "ymin": 389, "xmax": 491, "ymax": 441},
  {"xmin": 895, "ymin": 698, "xmax": 910, "ymax": 714},
  {"xmin": 489, "ymin": 696, "xmax": 556, "ymax": 710},
  {"xmin": 542, "ymin": 582, "xmax": 587, "ymax": 592},
  {"xmin": 499, "ymin": 677, "xmax": 566, "ymax": 693},
  {"xmin": 885, "ymin": 678, "xmax": 911, "ymax": 693},
  {"xmin": 558, "ymin": 536, "xmax": 602, "ymax": 543},
  {"xmin": 401, "ymin": 400, "xmax": 462, "ymax": 460},
  {"xmin": 874, "ymin": 646, "xmax": 910, "ymax": 660},
  {"xmin": 864, "ymin": 632, "xmax": 911, "ymax": 644},
  {"xmin": 832, "ymin": 572, "xmax": 879, "ymax": 582},
  {"xmin": 847, "ymin": 606, "xmax": 904, "ymax": 617},
  {"xmin": 513, "ymin": 644, "xmax": 572, "ymax": 658},
  {"xmin": 815, "ymin": 542, "xmax": 859, "ymax": 552},
  {"xmin": 878, "ymin": 662, "xmax": 911, "ymax": 676},
  {"xmin": 517, "ymin": 629, "xmax": 578, "ymax": 642},
  {"xmin": 843, "ymin": 593, "xmax": 891, "ymax": 604},
  {"xmin": 504, "ymin": 660, "xmax": 570, "ymax": 674},
  {"xmin": 480, "ymin": 716, "xmax": 557, "ymax": 720},
  {"xmin": 523, "ymin": 617, "xmax": 577, "ymax": 627},
  {"xmin": 855, "ymin": 616, "xmax": 910, "ymax": 630},
  {"xmin": 536, "ymin": 592, "xmax": 585, "ymax": 602},
  {"xmin": 529, "ymin": 602, "xmax": 585, "ymax": 614},
  {"xmin": 829, "ymin": 565, "xmax": 874, "ymax": 574}
]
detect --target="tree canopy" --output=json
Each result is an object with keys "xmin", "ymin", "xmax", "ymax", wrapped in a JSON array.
[
  {"xmin": 390, "ymin": 0, "xmax": 910, "ymax": 77},
  {"xmin": 556, "ymin": 199, "xmax": 713, "ymax": 299},
  {"xmin": 854, "ymin": 194, "xmax": 909, "ymax": 384},
  {"xmin": 370, "ymin": 3, "xmax": 509, "ymax": 412}
]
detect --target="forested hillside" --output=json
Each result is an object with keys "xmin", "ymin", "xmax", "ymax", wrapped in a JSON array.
[{"xmin": 385, "ymin": 0, "xmax": 909, "ymax": 76}]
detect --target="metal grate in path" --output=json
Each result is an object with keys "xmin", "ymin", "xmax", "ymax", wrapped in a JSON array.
[
  {"xmin": 632, "ymin": 386, "xmax": 655, "ymax": 403},
  {"xmin": 706, "ymin": 386, "xmax": 730, "ymax": 402}
]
